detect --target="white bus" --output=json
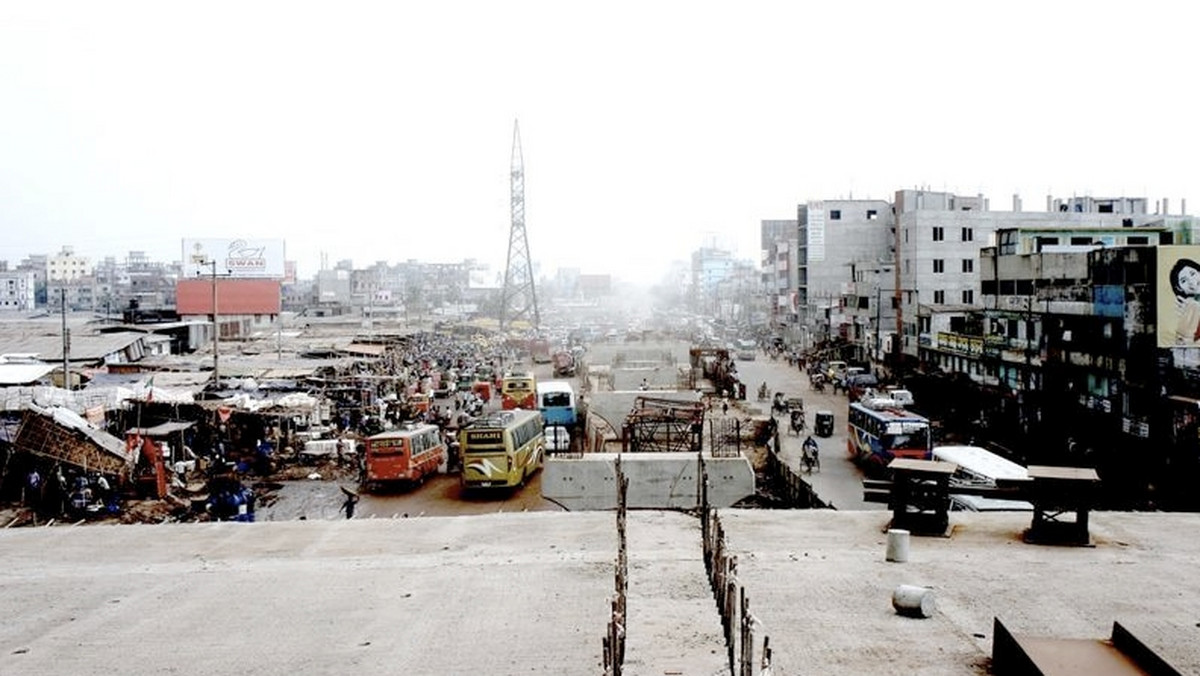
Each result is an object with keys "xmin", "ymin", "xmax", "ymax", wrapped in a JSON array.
[{"xmin": 931, "ymin": 445, "xmax": 1034, "ymax": 512}]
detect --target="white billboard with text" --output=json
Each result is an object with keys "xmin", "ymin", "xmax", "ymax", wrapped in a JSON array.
[{"xmin": 182, "ymin": 238, "xmax": 286, "ymax": 279}]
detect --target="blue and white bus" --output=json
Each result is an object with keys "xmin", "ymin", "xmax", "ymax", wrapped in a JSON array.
[
  {"xmin": 847, "ymin": 399, "xmax": 932, "ymax": 470},
  {"xmin": 536, "ymin": 380, "xmax": 577, "ymax": 427}
]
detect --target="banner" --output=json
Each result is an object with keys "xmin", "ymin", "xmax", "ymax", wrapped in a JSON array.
[{"xmin": 1157, "ymin": 245, "xmax": 1200, "ymax": 348}]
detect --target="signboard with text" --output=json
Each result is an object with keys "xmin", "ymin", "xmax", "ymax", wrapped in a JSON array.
[{"xmin": 182, "ymin": 238, "xmax": 286, "ymax": 279}]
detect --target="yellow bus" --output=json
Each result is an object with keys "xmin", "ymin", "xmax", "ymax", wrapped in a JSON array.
[
  {"xmin": 458, "ymin": 409, "xmax": 545, "ymax": 490},
  {"xmin": 501, "ymin": 371, "xmax": 537, "ymax": 410}
]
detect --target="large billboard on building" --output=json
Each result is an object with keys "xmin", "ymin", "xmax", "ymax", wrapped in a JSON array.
[
  {"xmin": 176, "ymin": 279, "xmax": 282, "ymax": 315},
  {"xmin": 1157, "ymin": 245, "xmax": 1200, "ymax": 348},
  {"xmin": 181, "ymin": 239, "xmax": 286, "ymax": 279}
]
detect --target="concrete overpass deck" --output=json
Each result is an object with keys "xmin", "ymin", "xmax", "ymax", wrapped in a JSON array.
[{"xmin": 2, "ymin": 510, "xmax": 1199, "ymax": 675}]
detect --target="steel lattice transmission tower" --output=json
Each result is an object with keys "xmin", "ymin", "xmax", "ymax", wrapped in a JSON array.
[{"xmin": 500, "ymin": 119, "xmax": 540, "ymax": 331}]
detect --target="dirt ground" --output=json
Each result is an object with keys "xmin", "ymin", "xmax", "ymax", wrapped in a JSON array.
[{"xmin": 1, "ymin": 451, "xmax": 563, "ymax": 527}]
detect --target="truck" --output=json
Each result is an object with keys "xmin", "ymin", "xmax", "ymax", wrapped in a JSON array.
[
  {"xmin": 530, "ymin": 338, "xmax": 552, "ymax": 364},
  {"xmin": 552, "ymin": 349, "xmax": 576, "ymax": 377}
]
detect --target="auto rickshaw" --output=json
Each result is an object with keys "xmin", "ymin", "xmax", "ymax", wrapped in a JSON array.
[{"xmin": 814, "ymin": 410, "xmax": 835, "ymax": 438}]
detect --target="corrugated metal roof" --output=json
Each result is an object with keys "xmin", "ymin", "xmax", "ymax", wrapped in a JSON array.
[
  {"xmin": 0, "ymin": 363, "xmax": 57, "ymax": 385},
  {"xmin": 0, "ymin": 331, "xmax": 148, "ymax": 362}
]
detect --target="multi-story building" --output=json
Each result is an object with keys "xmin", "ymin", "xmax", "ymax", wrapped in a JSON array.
[
  {"xmin": 908, "ymin": 232, "xmax": 1200, "ymax": 508},
  {"xmin": 0, "ymin": 271, "xmax": 36, "ymax": 311},
  {"xmin": 798, "ymin": 199, "xmax": 894, "ymax": 349},
  {"xmin": 16, "ymin": 254, "xmax": 48, "ymax": 306},
  {"xmin": 47, "ymin": 246, "xmax": 91, "ymax": 282},
  {"xmin": 125, "ymin": 250, "xmax": 178, "ymax": 310},
  {"xmin": 312, "ymin": 267, "xmax": 352, "ymax": 313},
  {"xmin": 893, "ymin": 191, "xmax": 1188, "ymax": 371},
  {"xmin": 760, "ymin": 219, "xmax": 799, "ymax": 340},
  {"xmin": 841, "ymin": 262, "xmax": 896, "ymax": 365}
]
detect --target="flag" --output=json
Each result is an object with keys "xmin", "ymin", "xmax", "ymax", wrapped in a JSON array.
[{"xmin": 146, "ymin": 375, "xmax": 155, "ymax": 403}]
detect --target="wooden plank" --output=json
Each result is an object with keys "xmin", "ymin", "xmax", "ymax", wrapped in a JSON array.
[
  {"xmin": 889, "ymin": 458, "xmax": 957, "ymax": 475},
  {"xmin": 1027, "ymin": 465, "xmax": 1100, "ymax": 482}
]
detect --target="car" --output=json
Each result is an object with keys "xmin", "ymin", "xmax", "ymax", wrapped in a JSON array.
[{"xmin": 545, "ymin": 425, "xmax": 571, "ymax": 453}]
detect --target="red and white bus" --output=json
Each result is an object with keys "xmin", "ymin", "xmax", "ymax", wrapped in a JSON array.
[{"xmin": 361, "ymin": 424, "xmax": 447, "ymax": 490}]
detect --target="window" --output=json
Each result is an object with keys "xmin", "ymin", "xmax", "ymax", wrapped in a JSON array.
[
  {"xmin": 962, "ymin": 289, "xmax": 974, "ymax": 304},
  {"xmin": 1128, "ymin": 236, "xmax": 1148, "ymax": 245},
  {"xmin": 867, "ymin": 209, "xmax": 878, "ymax": 220},
  {"xmin": 1070, "ymin": 237, "xmax": 1093, "ymax": 245},
  {"xmin": 932, "ymin": 226, "xmax": 944, "ymax": 241},
  {"xmin": 919, "ymin": 317, "xmax": 931, "ymax": 333},
  {"xmin": 934, "ymin": 290, "xmax": 945, "ymax": 304},
  {"xmin": 830, "ymin": 209, "xmax": 842, "ymax": 220},
  {"xmin": 962, "ymin": 259, "xmax": 974, "ymax": 273},
  {"xmin": 961, "ymin": 227, "xmax": 973, "ymax": 242},
  {"xmin": 933, "ymin": 259, "xmax": 945, "ymax": 273}
]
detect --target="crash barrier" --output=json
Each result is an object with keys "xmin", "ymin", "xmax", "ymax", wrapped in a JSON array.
[
  {"xmin": 700, "ymin": 457, "xmax": 773, "ymax": 676},
  {"xmin": 602, "ymin": 456, "xmax": 629, "ymax": 676},
  {"xmin": 542, "ymin": 452, "xmax": 754, "ymax": 510},
  {"xmin": 762, "ymin": 428, "xmax": 827, "ymax": 508}
]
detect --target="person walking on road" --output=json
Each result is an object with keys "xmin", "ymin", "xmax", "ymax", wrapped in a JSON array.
[{"xmin": 339, "ymin": 486, "xmax": 359, "ymax": 520}]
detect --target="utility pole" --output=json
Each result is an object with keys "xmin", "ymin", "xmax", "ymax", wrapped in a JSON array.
[
  {"xmin": 60, "ymin": 287, "xmax": 70, "ymax": 390},
  {"xmin": 875, "ymin": 286, "xmax": 882, "ymax": 370},
  {"xmin": 210, "ymin": 260, "xmax": 220, "ymax": 388}
]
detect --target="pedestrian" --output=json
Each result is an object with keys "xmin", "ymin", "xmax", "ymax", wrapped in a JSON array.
[
  {"xmin": 25, "ymin": 468, "xmax": 41, "ymax": 509},
  {"xmin": 339, "ymin": 486, "xmax": 359, "ymax": 520},
  {"xmin": 722, "ymin": 399, "xmax": 729, "ymax": 416}
]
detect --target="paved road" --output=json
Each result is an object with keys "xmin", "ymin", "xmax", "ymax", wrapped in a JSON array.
[
  {"xmin": 732, "ymin": 353, "xmax": 882, "ymax": 511},
  {"xmin": 258, "ymin": 343, "xmax": 882, "ymax": 519}
]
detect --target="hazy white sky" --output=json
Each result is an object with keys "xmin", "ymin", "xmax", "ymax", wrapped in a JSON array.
[{"xmin": 1, "ymin": 1, "xmax": 1195, "ymax": 284}]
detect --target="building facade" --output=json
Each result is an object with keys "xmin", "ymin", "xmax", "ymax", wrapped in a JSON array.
[{"xmin": 0, "ymin": 271, "xmax": 36, "ymax": 311}]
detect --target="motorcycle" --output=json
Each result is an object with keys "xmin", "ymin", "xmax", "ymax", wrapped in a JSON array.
[
  {"xmin": 789, "ymin": 410, "xmax": 805, "ymax": 436},
  {"xmin": 801, "ymin": 436, "xmax": 820, "ymax": 473}
]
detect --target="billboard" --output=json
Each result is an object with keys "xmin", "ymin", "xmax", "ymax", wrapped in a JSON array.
[
  {"xmin": 182, "ymin": 238, "xmax": 285, "ymax": 279},
  {"xmin": 1157, "ymin": 245, "xmax": 1200, "ymax": 348},
  {"xmin": 176, "ymin": 279, "xmax": 282, "ymax": 315}
]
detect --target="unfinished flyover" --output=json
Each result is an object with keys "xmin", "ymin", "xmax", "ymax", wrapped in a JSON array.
[{"xmin": 2, "ymin": 509, "xmax": 1199, "ymax": 675}]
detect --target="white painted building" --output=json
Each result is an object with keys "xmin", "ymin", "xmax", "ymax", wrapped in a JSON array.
[
  {"xmin": 47, "ymin": 246, "xmax": 91, "ymax": 282},
  {"xmin": 0, "ymin": 271, "xmax": 36, "ymax": 311},
  {"xmin": 800, "ymin": 199, "xmax": 894, "ymax": 345},
  {"xmin": 893, "ymin": 190, "xmax": 1190, "ymax": 363}
]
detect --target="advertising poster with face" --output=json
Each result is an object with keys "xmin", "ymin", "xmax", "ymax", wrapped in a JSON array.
[{"xmin": 1158, "ymin": 245, "xmax": 1200, "ymax": 347}]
